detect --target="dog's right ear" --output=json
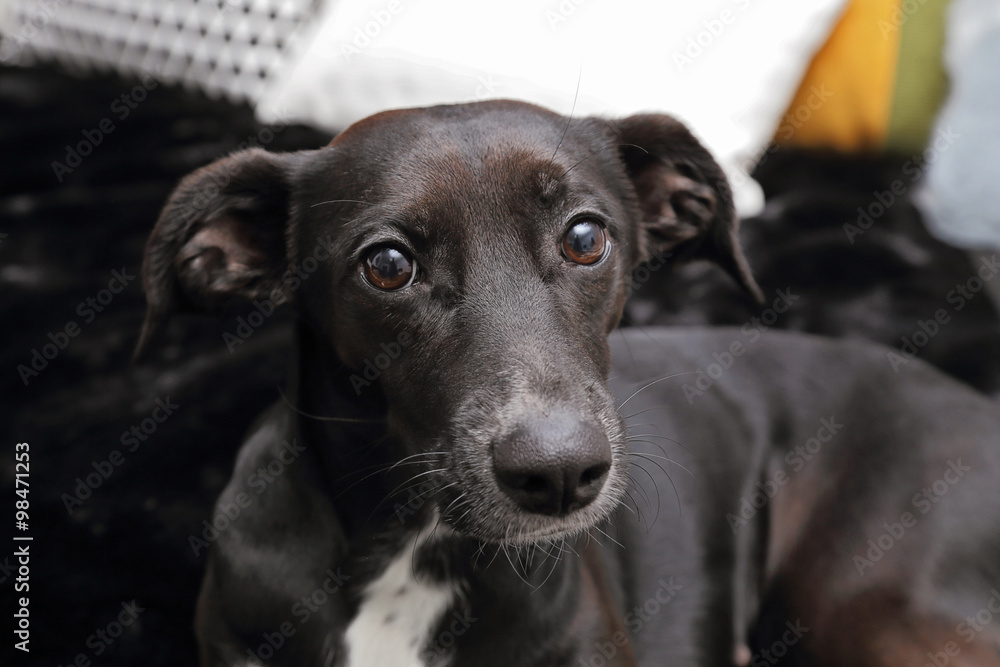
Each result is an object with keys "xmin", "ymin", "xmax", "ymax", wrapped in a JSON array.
[
  {"xmin": 613, "ymin": 114, "xmax": 763, "ymax": 303},
  {"xmin": 133, "ymin": 148, "xmax": 301, "ymax": 361}
]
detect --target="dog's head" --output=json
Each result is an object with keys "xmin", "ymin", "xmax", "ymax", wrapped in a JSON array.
[{"xmin": 137, "ymin": 100, "xmax": 759, "ymax": 545}]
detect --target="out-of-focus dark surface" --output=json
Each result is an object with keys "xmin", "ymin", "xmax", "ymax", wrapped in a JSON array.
[
  {"xmin": 0, "ymin": 64, "xmax": 330, "ymax": 666},
  {"xmin": 1, "ymin": 64, "xmax": 998, "ymax": 666}
]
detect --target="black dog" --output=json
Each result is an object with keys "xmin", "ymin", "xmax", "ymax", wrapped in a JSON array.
[{"xmin": 137, "ymin": 101, "xmax": 1000, "ymax": 666}]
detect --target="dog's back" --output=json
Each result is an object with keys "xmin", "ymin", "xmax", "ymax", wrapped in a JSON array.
[{"xmin": 609, "ymin": 328, "xmax": 1000, "ymax": 666}]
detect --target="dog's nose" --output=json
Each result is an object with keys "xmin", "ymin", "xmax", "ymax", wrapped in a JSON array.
[{"xmin": 493, "ymin": 415, "xmax": 612, "ymax": 515}]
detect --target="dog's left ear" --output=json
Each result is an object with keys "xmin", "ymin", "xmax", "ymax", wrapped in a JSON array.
[
  {"xmin": 614, "ymin": 114, "xmax": 763, "ymax": 302},
  {"xmin": 133, "ymin": 148, "xmax": 307, "ymax": 361}
]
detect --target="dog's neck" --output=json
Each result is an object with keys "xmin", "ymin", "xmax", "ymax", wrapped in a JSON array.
[{"xmin": 290, "ymin": 323, "xmax": 401, "ymax": 536}]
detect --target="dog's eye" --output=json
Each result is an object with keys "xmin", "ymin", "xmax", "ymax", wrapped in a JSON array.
[
  {"xmin": 361, "ymin": 246, "xmax": 416, "ymax": 290},
  {"xmin": 562, "ymin": 220, "xmax": 607, "ymax": 265}
]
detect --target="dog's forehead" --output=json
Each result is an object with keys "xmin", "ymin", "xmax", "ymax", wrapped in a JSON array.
[
  {"xmin": 332, "ymin": 100, "xmax": 576, "ymax": 149},
  {"xmin": 331, "ymin": 101, "xmax": 606, "ymax": 181},
  {"xmin": 402, "ymin": 142, "xmax": 568, "ymax": 208},
  {"xmin": 316, "ymin": 101, "xmax": 614, "ymax": 236}
]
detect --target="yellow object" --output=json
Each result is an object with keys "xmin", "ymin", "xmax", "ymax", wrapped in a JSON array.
[{"xmin": 776, "ymin": 0, "xmax": 950, "ymax": 154}]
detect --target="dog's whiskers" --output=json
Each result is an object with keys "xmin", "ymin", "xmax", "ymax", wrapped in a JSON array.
[
  {"xmin": 375, "ymin": 479, "xmax": 459, "ymax": 529},
  {"xmin": 472, "ymin": 540, "xmax": 491, "ymax": 569},
  {"xmin": 619, "ymin": 487, "xmax": 644, "ymax": 533},
  {"xmin": 387, "ymin": 451, "xmax": 450, "ymax": 473},
  {"xmin": 624, "ymin": 404, "xmax": 672, "ymax": 421},
  {"xmin": 337, "ymin": 452, "xmax": 445, "ymax": 482},
  {"xmin": 547, "ymin": 66, "xmax": 584, "ymax": 168},
  {"xmin": 370, "ymin": 481, "xmax": 444, "ymax": 526},
  {"xmin": 277, "ymin": 386, "xmax": 381, "ymax": 424},
  {"xmin": 560, "ymin": 539, "xmax": 580, "ymax": 559},
  {"xmin": 616, "ymin": 489, "xmax": 638, "ymax": 516},
  {"xmin": 632, "ymin": 454, "xmax": 684, "ymax": 521},
  {"xmin": 625, "ymin": 430, "xmax": 694, "ymax": 458},
  {"xmin": 617, "ymin": 372, "xmax": 698, "ymax": 410},
  {"xmin": 505, "ymin": 528, "xmax": 537, "ymax": 586},
  {"xmin": 559, "ymin": 142, "xmax": 649, "ymax": 180},
  {"xmin": 439, "ymin": 491, "xmax": 468, "ymax": 520},
  {"xmin": 624, "ymin": 470, "xmax": 653, "ymax": 513},
  {"xmin": 484, "ymin": 540, "xmax": 504, "ymax": 570},
  {"xmin": 384, "ymin": 467, "xmax": 448, "ymax": 499},
  {"xmin": 529, "ymin": 538, "xmax": 565, "ymax": 592},
  {"xmin": 590, "ymin": 524, "xmax": 624, "ymax": 550},
  {"xmin": 309, "ymin": 198, "xmax": 375, "ymax": 208},
  {"xmin": 333, "ymin": 453, "xmax": 446, "ymax": 499},
  {"xmin": 426, "ymin": 503, "xmax": 452, "ymax": 548},
  {"xmin": 627, "ymin": 446, "xmax": 694, "ymax": 479},
  {"xmin": 628, "ymin": 458, "xmax": 663, "ymax": 527},
  {"xmin": 450, "ymin": 502, "xmax": 478, "ymax": 536},
  {"xmin": 369, "ymin": 468, "xmax": 448, "ymax": 518}
]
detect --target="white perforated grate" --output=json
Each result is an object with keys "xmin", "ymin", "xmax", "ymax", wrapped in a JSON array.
[{"xmin": 0, "ymin": 0, "xmax": 324, "ymax": 103}]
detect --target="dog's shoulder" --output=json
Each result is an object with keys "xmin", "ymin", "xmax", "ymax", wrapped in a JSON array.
[
  {"xmin": 196, "ymin": 403, "xmax": 351, "ymax": 666},
  {"xmin": 216, "ymin": 403, "xmax": 330, "ymax": 532}
]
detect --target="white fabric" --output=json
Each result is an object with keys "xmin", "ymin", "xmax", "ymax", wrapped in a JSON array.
[
  {"xmin": 916, "ymin": 0, "xmax": 1000, "ymax": 251},
  {"xmin": 258, "ymin": 0, "xmax": 848, "ymax": 217}
]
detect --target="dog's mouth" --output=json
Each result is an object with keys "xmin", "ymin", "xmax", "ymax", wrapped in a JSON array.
[{"xmin": 442, "ymin": 488, "xmax": 626, "ymax": 547}]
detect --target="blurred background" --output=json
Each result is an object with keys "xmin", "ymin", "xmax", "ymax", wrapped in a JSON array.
[{"xmin": 1, "ymin": 0, "xmax": 999, "ymax": 664}]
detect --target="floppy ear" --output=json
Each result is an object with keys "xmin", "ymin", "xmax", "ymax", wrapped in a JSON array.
[
  {"xmin": 615, "ymin": 114, "xmax": 763, "ymax": 302},
  {"xmin": 134, "ymin": 148, "xmax": 301, "ymax": 360}
]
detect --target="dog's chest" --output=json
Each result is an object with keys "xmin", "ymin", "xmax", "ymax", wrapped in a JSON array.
[{"xmin": 343, "ymin": 528, "xmax": 458, "ymax": 667}]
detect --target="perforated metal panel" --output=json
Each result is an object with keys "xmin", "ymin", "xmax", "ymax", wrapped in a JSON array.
[{"xmin": 0, "ymin": 0, "xmax": 324, "ymax": 102}]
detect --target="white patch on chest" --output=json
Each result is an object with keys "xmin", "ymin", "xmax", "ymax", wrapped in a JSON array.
[{"xmin": 344, "ymin": 525, "xmax": 457, "ymax": 667}]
